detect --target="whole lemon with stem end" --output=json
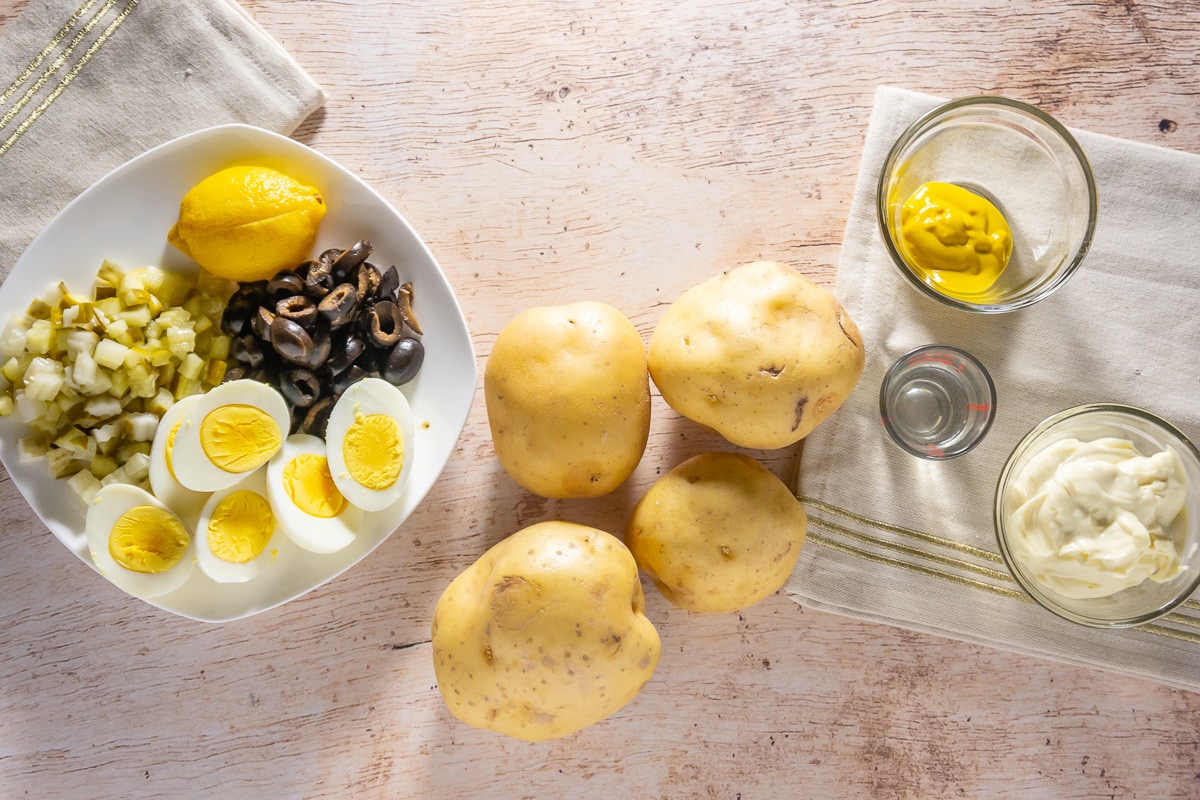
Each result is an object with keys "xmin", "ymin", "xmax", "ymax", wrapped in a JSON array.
[{"xmin": 167, "ymin": 165, "xmax": 327, "ymax": 282}]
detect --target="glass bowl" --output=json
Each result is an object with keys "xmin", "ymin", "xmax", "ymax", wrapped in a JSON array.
[
  {"xmin": 879, "ymin": 344, "xmax": 996, "ymax": 460},
  {"xmin": 877, "ymin": 96, "xmax": 1098, "ymax": 313},
  {"xmin": 994, "ymin": 404, "xmax": 1200, "ymax": 627}
]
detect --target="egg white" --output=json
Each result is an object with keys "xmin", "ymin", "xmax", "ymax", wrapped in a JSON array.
[
  {"xmin": 148, "ymin": 394, "xmax": 210, "ymax": 529},
  {"xmin": 266, "ymin": 434, "xmax": 363, "ymax": 554},
  {"xmin": 195, "ymin": 467, "xmax": 287, "ymax": 584},
  {"xmin": 171, "ymin": 379, "xmax": 291, "ymax": 493},
  {"xmin": 86, "ymin": 483, "xmax": 196, "ymax": 599},
  {"xmin": 325, "ymin": 378, "xmax": 415, "ymax": 512}
]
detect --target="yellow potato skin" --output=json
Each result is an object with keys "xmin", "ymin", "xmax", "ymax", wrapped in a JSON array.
[
  {"xmin": 626, "ymin": 452, "xmax": 807, "ymax": 613},
  {"xmin": 431, "ymin": 521, "xmax": 662, "ymax": 742},
  {"xmin": 648, "ymin": 261, "xmax": 864, "ymax": 449},
  {"xmin": 485, "ymin": 302, "xmax": 650, "ymax": 498}
]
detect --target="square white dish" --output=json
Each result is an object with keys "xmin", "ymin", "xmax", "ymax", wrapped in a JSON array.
[{"xmin": 0, "ymin": 124, "xmax": 477, "ymax": 622}]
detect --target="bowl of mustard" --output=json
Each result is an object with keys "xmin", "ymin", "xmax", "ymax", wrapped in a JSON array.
[{"xmin": 877, "ymin": 96, "xmax": 1097, "ymax": 313}]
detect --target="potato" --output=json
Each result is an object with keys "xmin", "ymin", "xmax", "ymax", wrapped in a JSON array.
[
  {"xmin": 485, "ymin": 302, "xmax": 650, "ymax": 498},
  {"xmin": 648, "ymin": 260, "xmax": 864, "ymax": 449},
  {"xmin": 626, "ymin": 452, "xmax": 807, "ymax": 613},
  {"xmin": 431, "ymin": 521, "xmax": 661, "ymax": 742}
]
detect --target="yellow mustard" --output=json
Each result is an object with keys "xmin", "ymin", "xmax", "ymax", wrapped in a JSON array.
[{"xmin": 897, "ymin": 181, "xmax": 1012, "ymax": 297}]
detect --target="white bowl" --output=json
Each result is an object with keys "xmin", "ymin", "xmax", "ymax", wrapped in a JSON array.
[{"xmin": 0, "ymin": 124, "xmax": 477, "ymax": 622}]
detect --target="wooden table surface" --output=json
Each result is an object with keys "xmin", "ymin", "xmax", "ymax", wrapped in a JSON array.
[{"xmin": 4, "ymin": 1, "xmax": 1200, "ymax": 797}]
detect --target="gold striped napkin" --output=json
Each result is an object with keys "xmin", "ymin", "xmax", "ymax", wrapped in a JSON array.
[
  {"xmin": 787, "ymin": 86, "xmax": 1200, "ymax": 692},
  {"xmin": 0, "ymin": 0, "xmax": 325, "ymax": 278}
]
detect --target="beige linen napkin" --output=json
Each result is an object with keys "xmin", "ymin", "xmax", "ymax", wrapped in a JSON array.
[
  {"xmin": 788, "ymin": 86, "xmax": 1200, "ymax": 692},
  {"xmin": 0, "ymin": 0, "xmax": 325, "ymax": 279}
]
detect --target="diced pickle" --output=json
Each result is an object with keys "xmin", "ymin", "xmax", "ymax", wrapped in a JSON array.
[
  {"xmin": 146, "ymin": 388, "xmax": 174, "ymax": 417},
  {"xmin": 45, "ymin": 446, "xmax": 82, "ymax": 479},
  {"xmin": 18, "ymin": 436, "xmax": 48, "ymax": 459},
  {"xmin": 0, "ymin": 258, "xmax": 233, "ymax": 491},
  {"xmin": 89, "ymin": 454, "xmax": 119, "ymax": 478},
  {"xmin": 2, "ymin": 357, "xmax": 23, "ymax": 383},
  {"xmin": 178, "ymin": 352, "xmax": 204, "ymax": 381},
  {"xmin": 25, "ymin": 320, "xmax": 55, "ymax": 354},
  {"xmin": 0, "ymin": 322, "xmax": 28, "ymax": 359},
  {"xmin": 204, "ymin": 359, "xmax": 227, "ymax": 386},
  {"xmin": 96, "ymin": 260, "xmax": 125, "ymax": 288},
  {"xmin": 25, "ymin": 297, "xmax": 53, "ymax": 320},
  {"xmin": 67, "ymin": 469, "xmax": 101, "ymax": 504}
]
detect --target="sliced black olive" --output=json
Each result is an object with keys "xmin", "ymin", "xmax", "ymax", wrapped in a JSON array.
[
  {"xmin": 301, "ymin": 395, "xmax": 335, "ymax": 438},
  {"xmin": 288, "ymin": 403, "xmax": 306, "ymax": 435},
  {"xmin": 276, "ymin": 295, "xmax": 318, "ymax": 328},
  {"xmin": 251, "ymin": 306, "xmax": 276, "ymax": 341},
  {"xmin": 365, "ymin": 300, "xmax": 402, "ymax": 348},
  {"xmin": 235, "ymin": 334, "xmax": 265, "ymax": 369},
  {"xmin": 220, "ymin": 295, "xmax": 256, "ymax": 336},
  {"xmin": 226, "ymin": 242, "xmax": 427, "ymax": 431},
  {"xmin": 304, "ymin": 259, "xmax": 334, "ymax": 298},
  {"xmin": 333, "ymin": 364, "xmax": 369, "ymax": 397},
  {"xmin": 377, "ymin": 265, "xmax": 400, "ymax": 302},
  {"xmin": 398, "ymin": 282, "xmax": 423, "ymax": 335},
  {"xmin": 269, "ymin": 316, "xmax": 314, "ymax": 366},
  {"xmin": 267, "ymin": 271, "xmax": 305, "ymax": 298},
  {"xmin": 326, "ymin": 331, "xmax": 365, "ymax": 375},
  {"xmin": 318, "ymin": 283, "xmax": 358, "ymax": 326},
  {"xmin": 294, "ymin": 259, "xmax": 320, "ymax": 279},
  {"xmin": 332, "ymin": 240, "xmax": 373, "ymax": 279},
  {"xmin": 351, "ymin": 262, "xmax": 381, "ymax": 302},
  {"xmin": 382, "ymin": 336, "xmax": 425, "ymax": 386},
  {"xmin": 233, "ymin": 280, "xmax": 269, "ymax": 303},
  {"xmin": 307, "ymin": 323, "xmax": 332, "ymax": 369},
  {"xmin": 220, "ymin": 308, "xmax": 246, "ymax": 337},
  {"xmin": 279, "ymin": 368, "xmax": 322, "ymax": 408}
]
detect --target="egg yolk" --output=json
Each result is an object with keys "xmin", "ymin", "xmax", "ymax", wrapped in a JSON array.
[
  {"xmin": 343, "ymin": 412, "xmax": 403, "ymax": 490},
  {"xmin": 200, "ymin": 404, "xmax": 282, "ymax": 473},
  {"xmin": 207, "ymin": 490, "xmax": 275, "ymax": 563},
  {"xmin": 165, "ymin": 420, "xmax": 183, "ymax": 482},
  {"xmin": 108, "ymin": 505, "xmax": 191, "ymax": 574},
  {"xmin": 283, "ymin": 454, "xmax": 348, "ymax": 518}
]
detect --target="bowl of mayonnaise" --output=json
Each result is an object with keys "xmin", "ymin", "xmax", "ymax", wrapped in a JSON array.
[
  {"xmin": 994, "ymin": 404, "xmax": 1200, "ymax": 627},
  {"xmin": 877, "ymin": 96, "xmax": 1097, "ymax": 313}
]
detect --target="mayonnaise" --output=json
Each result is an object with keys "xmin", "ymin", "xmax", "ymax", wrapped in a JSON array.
[
  {"xmin": 897, "ymin": 181, "xmax": 1012, "ymax": 298},
  {"xmin": 1005, "ymin": 437, "xmax": 1188, "ymax": 599}
]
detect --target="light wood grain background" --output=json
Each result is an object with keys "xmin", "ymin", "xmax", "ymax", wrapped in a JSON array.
[{"xmin": 3, "ymin": 0, "xmax": 1200, "ymax": 797}]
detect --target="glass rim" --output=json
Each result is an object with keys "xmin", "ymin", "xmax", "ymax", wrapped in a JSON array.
[
  {"xmin": 875, "ymin": 95, "xmax": 1099, "ymax": 314},
  {"xmin": 992, "ymin": 402, "xmax": 1200, "ymax": 628}
]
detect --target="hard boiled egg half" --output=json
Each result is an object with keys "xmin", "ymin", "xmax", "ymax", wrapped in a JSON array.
[
  {"xmin": 196, "ymin": 467, "xmax": 287, "ymax": 584},
  {"xmin": 86, "ymin": 483, "xmax": 196, "ymax": 598},
  {"xmin": 325, "ymin": 378, "xmax": 415, "ymax": 512},
  {"xmin": 171, "ymin": 379, "xmax": 290, "ymax": 493},
  {"xmin": 148, "ymin": 394, "xmax": 210, "ymax": 529},
  {"xmin": 267, "ymin": 434, "xmax": 363, "ymax": 554}
]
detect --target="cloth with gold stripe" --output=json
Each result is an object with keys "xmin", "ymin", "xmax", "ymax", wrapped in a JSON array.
[
  {"xmin": 787, "ymin": 86, "xmax": 1200, "ymax": 692},
  {"xmin": 0, "ymin": 0, "xmax": 325, "ymax": 277}
]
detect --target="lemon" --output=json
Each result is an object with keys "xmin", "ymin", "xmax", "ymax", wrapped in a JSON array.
[{"xmin": 168, "ymin": 166, "xmax": 327, "ymax": 282}]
